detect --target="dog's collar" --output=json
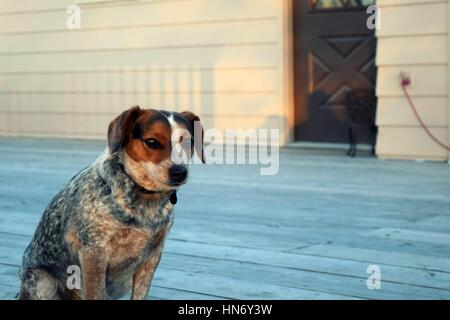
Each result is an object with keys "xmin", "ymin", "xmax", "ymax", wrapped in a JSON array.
[
  {"xmin": 138, "ymin": 186, "xmax": 177, "ymax": 205},
  {"xmin": 120, "ymin": 164, "xmax": 178, "ymax": 205},
  {"xmin": 137, "ymin": 185, "xmax": 162, "ymax": 195}
]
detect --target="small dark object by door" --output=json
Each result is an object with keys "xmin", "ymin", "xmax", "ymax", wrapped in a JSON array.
[{"xmin": 345, "ymin": 90, "xmax": 377, "ymax": 157}]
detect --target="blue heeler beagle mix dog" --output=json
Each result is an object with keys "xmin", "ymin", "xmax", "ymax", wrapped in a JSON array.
[{"xmin": 18, "ymin": 106, "xmax": 205, "ymax": 300}]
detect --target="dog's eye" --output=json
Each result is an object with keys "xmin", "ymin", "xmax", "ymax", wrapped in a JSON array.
[{"xmin": 144, "ymin": 139, "xmax": 162, "ymax": 149}]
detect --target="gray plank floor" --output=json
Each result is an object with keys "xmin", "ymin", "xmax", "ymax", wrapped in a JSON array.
[{"xmin": 1, "ymin": 137, "xmax": 450, "ymax": 300}]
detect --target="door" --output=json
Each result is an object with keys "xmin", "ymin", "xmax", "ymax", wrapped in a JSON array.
[{"xmin": 293, "ymin": 0, "xmax": 377, "ymax": 143}]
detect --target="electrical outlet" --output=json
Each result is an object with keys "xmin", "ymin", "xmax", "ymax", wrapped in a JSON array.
[{"xmin": 399, "ymin": 71, "xmax": 412, "ymax": 87}]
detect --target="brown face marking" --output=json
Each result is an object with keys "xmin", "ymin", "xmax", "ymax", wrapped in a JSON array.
[
  {"xmin": 125, "ymin": 112, "xmax": 172, "ymax": 165},
  {"xmin": 119, "ymin": 109, "xmax": 174, "ymax": 191},
  {"xmin": 108, "ymin": 107, "xmax": 204, "ymax": 192}
]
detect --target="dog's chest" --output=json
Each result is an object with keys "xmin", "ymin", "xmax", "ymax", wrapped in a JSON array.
[{"xmin": 107, "ymin": 227, "xmax": 153, "ymax": 270}]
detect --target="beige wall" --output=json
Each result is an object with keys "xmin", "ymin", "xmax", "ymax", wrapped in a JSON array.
[
  {"xmin": 376, "ymin": 0, "xmax": 450, "ymax": 161},
  {"xmin": 0, "ymin": 0, "xmax": 292, "ymax": 144},
  {"xmin": 4, "ymin": 0, "xmax": 449, "ymax": 160}
]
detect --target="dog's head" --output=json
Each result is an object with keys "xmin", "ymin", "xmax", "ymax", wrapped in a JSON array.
[{"xmin": 107, "ymin": 106, "xmax": 205, "ymax": 192}]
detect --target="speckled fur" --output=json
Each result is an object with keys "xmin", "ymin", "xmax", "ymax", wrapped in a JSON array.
[
  {"xmin": 18, "ymin": 107, "xmax": 203, "ymax": 300},
  {"xmin": 18, "ymin": 150, "xmax": 174, "ymax": 300}
]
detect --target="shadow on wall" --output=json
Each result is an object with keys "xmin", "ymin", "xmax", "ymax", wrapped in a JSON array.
[
  {"xmin": 102, "ymin": 64, "xmax": 217, "ymax": 131},
  {"xmin": 1, "ymin": 62, "xmax": 217, "ymax": 138}
]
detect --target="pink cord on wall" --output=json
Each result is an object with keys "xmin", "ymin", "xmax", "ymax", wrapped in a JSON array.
[{"xmin": 401, "ymin": 83, "xmax": 450, "ymax": 152}]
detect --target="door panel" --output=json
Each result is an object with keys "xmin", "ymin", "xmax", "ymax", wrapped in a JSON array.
[{"xmin": 293, "ymin": 0, "xmax": 377, "ymax": 143}]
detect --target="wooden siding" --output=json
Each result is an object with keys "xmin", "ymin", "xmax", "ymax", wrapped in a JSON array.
[
  {"xmin": 376, "ymin": 0, "xmax": 450, "ymax": 160},
  {"xmin": 0, "ymin": 0, "xmax": 290, "ymax": 143}
]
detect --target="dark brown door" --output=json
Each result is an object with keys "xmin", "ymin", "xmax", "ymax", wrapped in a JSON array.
[{"xmin": 293, "ymin": 0, "xmax": 377, "ymax": 143}]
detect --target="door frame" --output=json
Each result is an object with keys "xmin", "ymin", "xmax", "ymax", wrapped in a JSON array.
[
  {"xmin": 448, "ymin": 0, "xmax": 450, "ymax": 161},
  {"xmin": 282, "ymin": 0, "xmax": 295, "ymax": 146},
  {"xmin": 283, "ymin": 0, "xmax": 378, "ymax": 145}
]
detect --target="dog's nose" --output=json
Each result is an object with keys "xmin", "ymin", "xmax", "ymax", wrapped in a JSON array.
[{"xmin": 169, "ymin": 165, "xmax": 188, "ymax": 184}]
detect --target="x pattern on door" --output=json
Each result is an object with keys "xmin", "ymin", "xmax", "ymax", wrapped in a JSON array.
[
  {"xmin": 293, "ymin": 0, "xmax": 378, "ymax": 142},
  {"xmin": 309, "ymin": 35, "xmax": 376, "ymax": 108}
]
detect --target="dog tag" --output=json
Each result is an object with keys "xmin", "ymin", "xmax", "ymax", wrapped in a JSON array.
[{"xmin": 170, "ymin": 191, "xmax": 177, "ymax": 205}]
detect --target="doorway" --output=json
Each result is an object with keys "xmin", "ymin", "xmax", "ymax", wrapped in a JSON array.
[{"xmin": 293, "ymin": 0, "xmax": 377, "ymax": 143}]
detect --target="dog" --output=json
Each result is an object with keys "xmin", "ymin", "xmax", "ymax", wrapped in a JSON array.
[{"xmin": 18, "ymin": 106, "xmax": 205, "ymax": 300}]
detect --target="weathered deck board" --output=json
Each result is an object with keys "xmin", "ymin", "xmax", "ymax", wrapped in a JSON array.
[
  {"xmin": 1, "ymin": 137, "xmax": 450, "ymax": 299},
  {"xmin": 2, "ymin": 231, "xmax": 449, "ymax": 299}
]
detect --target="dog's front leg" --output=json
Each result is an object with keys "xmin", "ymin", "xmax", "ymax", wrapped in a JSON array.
[
  {"xmin": 131, "ymin": 248, "xmax": 163, "ymax": 300},
  {"xmin": 79, "ymin": 249, "xmax": 108, "ymax": 300}
]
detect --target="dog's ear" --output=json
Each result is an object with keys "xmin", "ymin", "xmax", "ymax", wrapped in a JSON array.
[
  {"xmin": 181, "ymin": 111, "xmax": 206, "ymax": 164},
  {"xmin": 108, "ymin": 106, "xmax": 142, "ymax": 154}
]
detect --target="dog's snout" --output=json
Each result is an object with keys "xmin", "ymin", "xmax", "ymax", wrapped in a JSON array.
[{"xmin": 169, "ymin": 165, "xmax": 188, "ymax": 184}]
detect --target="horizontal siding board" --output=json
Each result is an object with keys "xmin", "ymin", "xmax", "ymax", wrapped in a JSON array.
[
  {"xmin": 0, "ymin": 0, "xmax": 196, "ymax": 15},
  {"xmin": 376, "ymin": 2, "xmax": 447, "ymax": 37},
  {"xmin": 377, "ymin": 126, "xmax": 449, "ymax": 159},
  {"xmin": 0, "ymin": 113, "xmax": 284, "ymax": 139},
  {"xmin": 376, "ymin": 35, "xmax": 447, "ymax": 66},
  {"xmin": 0, "ymin": 113, "xmax": 113, "ymax": 137},
  {"xmin": 0, "ymin": 42, "xmax": 279, "ymax": 57},
  {"xmin": 376, "ymin": 97, "xmax": 448, "ymax": 127},
  {"xmin": 0, "ymin": 66, "xmax": 278, "ymax": 75},
  {"xmin": 0, "ymin": 45, "xmax": 279, "ymax": 73},
  {"xmin": 0, "ymin": 0, "xmax": 277, "ymax": 34},
  {"xmin": 0, "ymin": 68, "xmax": 280, "ymax": 93},
  {"xmin": 0, "ymin": 20, "xmax": 278, "ymax": 53},
  {"xmin": 376, "ymin": 65, "xmax": 448, "ymax": 97},
  {"xmin": 0, "ymin": 92, "xmax": 281, "ymax": 116},
  {"xmin": 377, "ymin": 0, "xmax": 446, "ymax": 6},
  {"xmin": 0, "ymin": 0, "xmax": 72, "ymax": 13}
]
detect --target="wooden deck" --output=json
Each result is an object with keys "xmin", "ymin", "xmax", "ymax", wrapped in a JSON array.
[{"xmin": 1, "ymin": 138, "xmax": 450, "ymax": 300}]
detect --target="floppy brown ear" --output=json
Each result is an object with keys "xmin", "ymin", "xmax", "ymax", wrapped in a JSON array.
[
  {"xmin": 108, "ymin": 106, "xmax": 142, "ymax": 154},
  {"xmin": 181, "ymin": 111, "xmax": 206, "ymax": 164}
]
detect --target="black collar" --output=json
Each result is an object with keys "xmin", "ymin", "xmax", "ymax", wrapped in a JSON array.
[
  {"xmin": 138, "ymin": 186, "xmax": 178, "ymax": 205},
  {"xmin": 120, "ymin": 165, "xmax": 178, "ymax": 205},
  {"xmin": 137, "ymin": 185, "xmax": 162, "ymax": 195}
]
